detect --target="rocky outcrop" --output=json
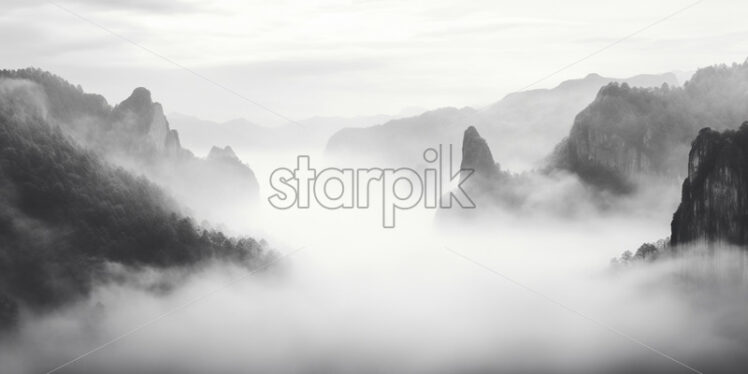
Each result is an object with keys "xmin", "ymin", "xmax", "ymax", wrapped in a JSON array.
[
  {"xmin": 207, "ymin": 145, "xmax": 239, "ymax": 162},
  {"xmin": 550, "ymin": 61, "xmax": 748, "ymax": 193},
  {"xmin": 110, "ymin": 87, "xmax": 183, "ymax": 157},
  {"xmin": 461, "ymin": 126, "xmax": 500, "ymax": 181},
  {"xmin": 111, "ymin": 87, "xmax": 156, "ymax": 133},
  {"xmin": 671, "ymin": 124, "xmax": 748, "ymax": 246},
  {"xmin": 548, "ymin": 83, "xmax": 689, "ymax": 193},
  {"xmin": 445, "ymin": 125, "xmax": 600, "ymax": 217}
]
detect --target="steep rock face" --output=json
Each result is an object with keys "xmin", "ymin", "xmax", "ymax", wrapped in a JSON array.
[
  {"xmin": 452, "ymin": 126, "xmax": 531, "ymax": 212},
  {"xmin": 165, "ymin": 129, "xmax": 182, "ymax": 157},
  {"xmin": 549, "ymin": 83, "xmax": 691, "ymax": 193},
  {"xmin": 671, "ymin": 124, "xmax": 748, "ymax": 246},
  {"xmin": 111, "ymin": 86, "xmax": 155, "ymax": 133},
  {"xmin": 550, "ymin": 61, "xmax": 748, "ymax": 193},
  {"xmin": 460, "ymin": 126, "xmax": 500, "ymax": 181},
  {"xmin": 110, "ymin": 87, "xmax": 181, "ymax": 157}
]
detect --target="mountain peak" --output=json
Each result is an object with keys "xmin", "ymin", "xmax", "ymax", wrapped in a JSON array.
[
  {"xmin": 129, "ymin": 87, "xmax": 152, "ymax": 102},
  {"xmin": 207, "ymin": 145, "xmax": 238, "ymax": 161},
  {"xmin": 461, "ymin": 126, "xmax": 500, "ymax": 180},
  {"xmin": 114, "ymin": 87, "xmax": 155, "ymax": 122},
  {"xmin": 120, "ymin": 87, "xmax": 154, "ymax": 112},
  {"xmin": 465, "ymin": 125, "xmax": 481, "ymax": 139}
]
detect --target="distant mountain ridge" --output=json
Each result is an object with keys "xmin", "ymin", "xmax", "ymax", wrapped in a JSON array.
[
  {"xmin": 169, "ymin": 112, "xmax": 396, "ymax": 156},
  {"xmin": 325, "ymin": 72, "xmax": 679, "ymax": 170}
]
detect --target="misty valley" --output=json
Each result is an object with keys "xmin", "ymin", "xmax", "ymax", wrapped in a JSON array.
[{"xmin": 3, "ymin": 8, "xmax": 748, "ymax": 371}]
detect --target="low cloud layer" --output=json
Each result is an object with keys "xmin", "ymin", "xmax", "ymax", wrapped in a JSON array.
[{"xmin": 3, "ymin": 206, "xmax": 747, "ymax": 373}]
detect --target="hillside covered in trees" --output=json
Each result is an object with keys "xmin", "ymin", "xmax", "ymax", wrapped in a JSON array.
[
  {"xmin": 0, "ymin": 80, "xmax": 267, "ymax": 330},
  {"xmin": 0, "ymin": 68, "xmax": 259, "ymax": 224}
]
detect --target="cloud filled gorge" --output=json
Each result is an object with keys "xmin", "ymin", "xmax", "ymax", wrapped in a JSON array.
[
  {"xmin": 0, "ymin": 75, "xmax": 731, "ymax": 373},
  {"xmin": 5, "ymin": 64, "xmax": 748, "ymax": 373},
  {"xmin": 2, "ymin": 214, "xmax": 748, "ymax": 374}
]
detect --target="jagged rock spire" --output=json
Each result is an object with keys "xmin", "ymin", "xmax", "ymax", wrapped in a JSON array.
[{"xmin": 461, "ymin": 126, "xmax": 500, "ymax": 180}]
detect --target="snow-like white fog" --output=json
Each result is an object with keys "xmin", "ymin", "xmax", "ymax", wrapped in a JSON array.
[{"xmin": 2, "ymin": 150, "xmax": 747, "ymax": 374}]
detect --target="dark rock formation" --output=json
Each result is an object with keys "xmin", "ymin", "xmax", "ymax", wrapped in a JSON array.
[
  {"xmin": 460, "ymin": 126, "xmax": 500, "ymax": 181},
  {"xmin": 111, "ymin": 86, "xmax": 156, "ymax": 133},
  {"xmin": 671, "ymin": 123, "xmax": 748, "ymax": 246}
]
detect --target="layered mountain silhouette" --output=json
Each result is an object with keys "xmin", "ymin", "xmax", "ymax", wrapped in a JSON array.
[
  {"xmin": 0, "ymin": 79, "xmax": 267, "ymax": 329},
  {"xmin": 326, "ymin": 73, "xmax": 678, "ymax": 170},
  {"xmin": 549, "ymin": 61, "xmax": 748, "ymax": 193},
  {"xmin": 0, "ymin": 68, "xmax": 259, "ymax": 223},
  {"xmin": 169, "ymin": 112, "xmax": 395, "ymax": 156}
]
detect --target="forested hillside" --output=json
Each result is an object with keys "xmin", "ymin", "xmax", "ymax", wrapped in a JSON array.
[
  {"xmin": 0, "ymin": 95, "xmax": 265, "ymax": 329},
  {"xmin": 0, "ymin": 69, "xmax": 259, "ymax": 223}
]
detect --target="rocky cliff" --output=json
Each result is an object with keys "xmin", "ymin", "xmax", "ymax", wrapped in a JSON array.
[
  {"xmin": 109, "ymin": 87, "xmax": 184, "ymax": 158},
  {"xmin": 442, "ymin": 126, "xmax": 600, "ymax": 218},
  {"xmin": 460, "ymin": 126, "xmax": 500, "ymax": 181},
  {"xmin": 550, "ymin": 61, "xmax": 748, "ymax": 193},
  {"xmin": 671, "ymin": 124, "xmax": 748, "ymax": 246}
]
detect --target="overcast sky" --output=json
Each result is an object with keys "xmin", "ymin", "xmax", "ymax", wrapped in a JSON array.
[{"xmin": 1, "ymin": 0, "xmax": 746, "ymax": 124}]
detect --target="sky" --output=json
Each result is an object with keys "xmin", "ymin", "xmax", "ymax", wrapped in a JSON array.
[{"xmin": 1, "ymin": 0, "xmax": 746, "ymax": 124}]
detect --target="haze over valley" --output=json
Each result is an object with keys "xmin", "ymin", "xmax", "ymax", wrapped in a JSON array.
[{"xmin": 3, "ymin": 1, "xmax": 748, "ymax": 373}]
